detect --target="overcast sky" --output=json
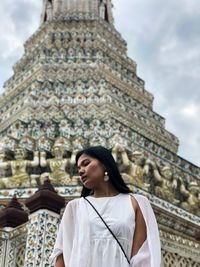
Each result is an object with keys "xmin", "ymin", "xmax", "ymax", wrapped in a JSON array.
[{"xmin": 0, "ymin": 0, "xmax": 199, "ymax": 167}]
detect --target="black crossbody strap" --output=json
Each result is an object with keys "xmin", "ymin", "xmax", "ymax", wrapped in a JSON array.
[{"xmin": 84, "ymin": 197, "xmax": 130, "ymax": 264}]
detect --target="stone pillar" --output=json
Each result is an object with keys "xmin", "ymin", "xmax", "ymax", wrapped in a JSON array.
[
  {"xmin": 24, "ymin": 178, "xmax": 65, "ymax": 267},
  {"xmin": 0, "ymin": 195, "xmax": 28, "ymax": 267}
]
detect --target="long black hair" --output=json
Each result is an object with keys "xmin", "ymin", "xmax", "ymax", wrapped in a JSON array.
[{"xmin": 75, "ymin": 146, "xmax": 132, "ymax": 197}]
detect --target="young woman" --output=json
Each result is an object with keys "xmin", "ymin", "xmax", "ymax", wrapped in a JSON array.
[{"xmin": 50, "ymin": 146, "xmax": 161, "ymax": 267}]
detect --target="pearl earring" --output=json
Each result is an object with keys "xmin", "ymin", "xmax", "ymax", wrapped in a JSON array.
[{"xmin": 104, "ymin": 171, "xmax": 109, "ymax": 181}]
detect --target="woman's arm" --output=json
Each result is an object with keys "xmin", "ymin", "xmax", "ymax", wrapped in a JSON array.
[
  {"xmin": 131, "ymin": 196, "xmax": 147, "ymax": 257},
  {"xmin": 55, "ymin": 254, "xmax": 65, "ymax": 267}
]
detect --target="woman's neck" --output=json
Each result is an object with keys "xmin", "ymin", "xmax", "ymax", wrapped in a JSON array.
[{"xmin": 92, "ymin": 183, "xmax": 119, "ymax": 198}]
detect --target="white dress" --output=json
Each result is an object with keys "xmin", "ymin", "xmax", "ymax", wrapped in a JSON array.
[
  {"xmin": 50, "ymin": 193, "xmax": 161, "ymax": 267},
  {"xmin": 85, "ymin": 193, "xmax": 134, "ymax": 267}
]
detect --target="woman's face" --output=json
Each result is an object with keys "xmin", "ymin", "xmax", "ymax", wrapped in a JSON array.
[{"xmin": 77, "ymin": 153, "xmax": 106, "ymax": 189}]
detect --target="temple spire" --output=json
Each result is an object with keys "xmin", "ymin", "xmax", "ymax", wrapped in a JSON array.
[
  {"xmin": 40, "ymin": 0, "xmax": 53, "ymax": 23},
  {"xmin": 40, "ymin": 0, "xmax": 114, "ymax": 24}
]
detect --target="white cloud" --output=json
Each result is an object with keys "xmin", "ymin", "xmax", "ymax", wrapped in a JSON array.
[
  {"xmin": 0, "ymin": 0, "xmax": 41, "ymax": 89},
  {"xmin": 181, "ymin": 104, "xmax": 200, "ymax": 120}
]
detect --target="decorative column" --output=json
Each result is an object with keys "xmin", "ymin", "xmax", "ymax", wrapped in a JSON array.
[
  {"xmin": 24, "ymin": 178, "xmax": 65, "ymax": 267},
  {"xmin": 0, "ymin": 195, "xmax": 28, "ymax": 267}
]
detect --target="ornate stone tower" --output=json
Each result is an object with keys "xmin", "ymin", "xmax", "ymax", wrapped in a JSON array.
[
  {"xmin": 0, "ymin": 1, "xmax": 200, "ymax": 266},
  {"xmin": 40, "ymin": 0, "xmax": 114, "ymax": 24}
]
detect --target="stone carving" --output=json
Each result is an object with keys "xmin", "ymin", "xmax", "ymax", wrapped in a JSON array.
[
  {"xmin": 40, "ymin": 143, "xmax": 73, "ymax": 185},
  {"xmin": 20, "ymin": 136, "xmax": 35, "ymax": 151},
  {"xmin": 108, "ymin": 127, "xmax": 128, "ymax": 149},
  {"xmin": 0, "ymin": 146, "xmax": 39, "ymax": 188},
  {"xmin": 7, "ymin": 121, "xmax": 25, "ymax": 140},
  {"xmin": 59, "ymin": 119, "xmax": 73, "ymax": 138},
  {"xmin": 72, "ymin": 136, "xmax": 86, "ymax": 151},
  {"xmin": 112, "ymin": 145, "xmax": 150, "ymax": 190},
  {"xmin": 0, "ymin": 136, "xmax": 16, "ymax": 152},
  {"xmin": 27, "ymin": 120, "xmax": 43, "ymax": 139},
  {"xmin": 38, "ymin": 136, "xmax": 52, "ymax": 152},
  {"xmin": 154, "ymin": 165, "xmax": 179, "ymax": 205},
  {"xmin": 46, "ymin": 121, "xmax": 56, "ymax": 140},
  {"xmin": 180, "ymin": 181, "xmax": 200, "ymax": 216}
]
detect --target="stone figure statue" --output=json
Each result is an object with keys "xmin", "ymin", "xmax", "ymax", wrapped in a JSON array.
[
  {"xmin": 0, "ymin": 136, "xmax": 16, "ymax": 151},
  {"xmin": 72, "ymin": 136, "xmax": 86, "ymax": 151},
  {"xmin": 125, "ymin": 150, "xmax": 150, "ymax": 190},
  {"xmin": 108, "ymin": 128, "xmax": 128, "ymax": 149},
  {"xmin": 153, "ymin": 164, "xmax": 179, "ymax": 204},
  {"xmin": 8, "ymin": 121, "xmax": 25, "ymax": 140},
  {"xmin": 113, "ymin": 146, "xmax": 150, "ymax": 190},
  {"xmin": 40, "ymin": 143, "xmax": 77, "ymax": 185},
  {"xmin": 90, "ymin": 134, "xmax": 107, "ymax": 147},
  {"xmin": 142, "ymin": 158, "xmax": 154, "ymax": 178},
  {"xmin": 59, "ymin": 119, "xmax": 73, "ymax": 139},
  {"xmin": 112, "ymin": 144, "xmax": 129, "ymax": 170},
  {"xmin": 0, "ymin": 147, "xmax": 39, "ymax": 188},
  {"xmin": 38, "ymin": 135, "xmax": 52, "ymax": 152},
  {"xmin": 180, "ymin": 181, "xmax": 200, "ymax": 216}
]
